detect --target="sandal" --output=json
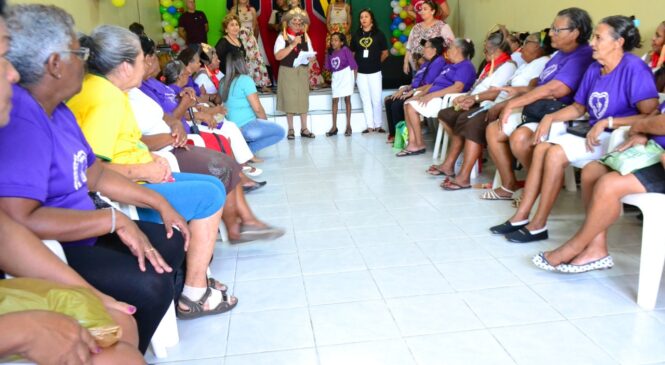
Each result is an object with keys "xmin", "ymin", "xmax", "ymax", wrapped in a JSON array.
[
  {"xmin": 376, "ymin": 127, "xmax": 387, "ymax": 133},
  {"xmin": 326, "ymin": 128, "xmax": 338, "ymax": 137},
  {"xmin": 396, "ymin": 148, "xmax": 426, "ymax": 157},
  {"xmin": 176, "ymin": 287, "xmax": 237, "ymax": 319},
  {"xmin": 441, "ymin": 179, "xmax": 471, "ymax": 191},
  {"xmin": 344, "ymin": 128, "xmax": 352, "ymax": 136},
  {"xmin": 300, "ymin": 129, "xmax": 315, "ymax": 138},
  {"xmin": 480, "ymin": 186, "xmax": 514, "ymax": 201},
  {"xmin": 242, "ymin": 165, "xmax": 263, "ymax": 177},
  {"xmin": 361, "ymin": 128, "xmax": 372, "ymax": 134},
  {"xmin": 207, "ymin": 277, "xmax": 228, "ymax": 293},
  {"xmin": 426, "ymin": 165, "xmax": 455, "ymax": 178},
  {"xmin": 287, "ymin": 129, "xmax": 295, "ymax": 140}
]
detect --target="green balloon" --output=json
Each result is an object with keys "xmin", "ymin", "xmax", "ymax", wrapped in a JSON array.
[
  {"xmin": 163, "ymin": 12, "xmax": 173, "ymax": 21},
  {"xmin": 169, "ymin": 17, "xmax": 179, "ymax": 27},
  {"xmin": 159, "ymin": 5, "xmax": 167, "ymax": 14},
  {"xmin": 174, "ymin": 12, "xmax": 181, "ymax": 19},
  {"xmin": 174, "ymin": 0, "xmax": 184, "ymax": 8},
  {"xmin": 392, "ymin": 29, "xmax": 402, "ymax": 37}
]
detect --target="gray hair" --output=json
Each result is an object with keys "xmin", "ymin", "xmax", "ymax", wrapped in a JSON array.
[
  {"xmin": 6, "ymin": 4, "xmax": 75, "ymax": 86},
  {"xmin": 80, "ymin": 24, "xmax": 140, "ymax": 76},
  {"xmin": 162, "ymin": 60, "xmax": 186, "ymax": 84}
]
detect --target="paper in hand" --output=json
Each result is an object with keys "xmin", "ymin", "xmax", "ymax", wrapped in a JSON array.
[{"xmin": 293, "ymin": 51, "xmax": 317, "ymax": 67}]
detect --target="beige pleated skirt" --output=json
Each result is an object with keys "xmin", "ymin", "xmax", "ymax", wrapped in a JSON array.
[{"xmin": 277, "ymin": 65, "xmax": 309, "ymax": 114}]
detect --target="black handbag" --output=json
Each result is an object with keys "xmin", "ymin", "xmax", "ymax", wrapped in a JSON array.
[{"xmin": 521, "ymin": 99, "xmax": 568, "ymax": 125}]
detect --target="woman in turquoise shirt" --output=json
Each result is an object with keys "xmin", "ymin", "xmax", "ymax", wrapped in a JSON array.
[{"xmin": 221, "ymin": 52, "xmax": 285, "ymax": 153}]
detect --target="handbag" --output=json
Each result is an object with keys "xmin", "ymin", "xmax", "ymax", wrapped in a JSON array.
[
  {"xmin": 566, "ymin": 122, "xmax": 592, "ymax": 138},
  {"xmin": 599, "ymin": 139, "xmax": 665, "ymax": 175},
  {"xmin": 393, "ymin": 121, "xmax": 409, "ymax": 150},
  {"xmin": 521, "ymin": 99, "xmax": 567, "ymax": 125}
]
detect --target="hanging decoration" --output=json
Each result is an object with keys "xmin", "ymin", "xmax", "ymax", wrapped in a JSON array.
[
  {"xmin": 158, "ymin": 0, "xmax": 186, "ymax": 52},
  {"xmin": 388, "ymin": 0, "xmax": 414, "ymax": 56}
]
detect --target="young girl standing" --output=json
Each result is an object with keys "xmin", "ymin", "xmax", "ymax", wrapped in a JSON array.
[{"xmin": 325, "ymin": 33, "xmax": 357, "ymax": 136}]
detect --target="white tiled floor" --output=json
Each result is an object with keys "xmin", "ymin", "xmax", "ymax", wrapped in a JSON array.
[{"xmin": 147, "ymin": 133, "xmax": 665, "ymax": 365}]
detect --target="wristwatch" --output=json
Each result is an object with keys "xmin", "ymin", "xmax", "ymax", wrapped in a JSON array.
[{"xmin": 474, "ymin": 94, "xmax": 480, "ymax": 102}]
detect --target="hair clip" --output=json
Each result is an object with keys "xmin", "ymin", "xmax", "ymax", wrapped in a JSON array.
[
  {"xmin": 633, "ymin": 18, "xmax": 640, "ymax": 27},
  {"xmin": 465, "ymin": 38, "xmax": 471, "ymax": 43}
]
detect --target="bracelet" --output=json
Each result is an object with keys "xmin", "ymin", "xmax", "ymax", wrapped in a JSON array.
[
  {"xmin": 608, "ymin": 116, "xmax": 614, "ymax": 129},
  {"xmin": 109, "ymin": 207, "xmax": 116, "ymax": 234},
  {"xmin": 474, "ymin": 94, "xmax": 480, "ymax": 102}
]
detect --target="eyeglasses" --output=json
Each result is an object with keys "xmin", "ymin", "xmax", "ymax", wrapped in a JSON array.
[
  {"xmin": 61, "ymin": 47, "xmax": 90, "ymax": 61},
  {"xmin": 550, "ymin": 26, "xmax": 574, "ymax": 35}
]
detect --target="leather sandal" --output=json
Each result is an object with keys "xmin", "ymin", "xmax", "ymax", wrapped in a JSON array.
[
  {"xmin": 176, "ymin": 287, "xmax": 238, "ymax": 320},
  {"xmin": 287, "ymin": 129, "xmax": 295, "ymax": 140},
  {"xmin": 344, "ymin": 128, "xmax": 352, "ymax": 136},
  {"xmin": 300, "ymin": 129, "xmax": 315, "ymax": 138}
]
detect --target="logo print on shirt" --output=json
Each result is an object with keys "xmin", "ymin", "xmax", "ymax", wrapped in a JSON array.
[
  {"xmin": 588, "ymin": 92, "xmax": 610, "ymax": 119},
  {"xmin": 72, "ymin": 150, "xmax": 88, "ymax": 190},
  {"xmin": 539, "ymin": 64, "xmax": 558, "ymax": 81},
  {"xmin": 331, "ymin": 56, "xmax": 341, "ymax": 70}
]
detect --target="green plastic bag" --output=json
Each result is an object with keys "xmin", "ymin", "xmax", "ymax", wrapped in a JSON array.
[
  {"xmin": 393, "ymin": 121, "xmax": 409, "ymax": 150},
  {"xmin": 0, "ymin": 278, "xmax": 121, "ymax": 348},
  {"xmin": 599, "ymin": 139, "xmax": 664, "ymax": 175}
]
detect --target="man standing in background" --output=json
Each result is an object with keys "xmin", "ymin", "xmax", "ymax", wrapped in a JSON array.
[{"xmin": 178, "ymin": 0, "xmax": 208, "ymax": 45}]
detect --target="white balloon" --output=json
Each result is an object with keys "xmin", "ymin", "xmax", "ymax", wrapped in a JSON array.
[
  {"xmin": 161, "ymin": 21, "xmax": 169, "ymax": 27},
  {"xmin": 393, "ymin": 6, "xmax": 401, "ymax": 14},
  {"xmin": 398, "ymin": 23, "xmax": 406, "ymax": 30},
  {"xmin": 390, "ymin": 1, "xmax": 398, "ymax": 7},
  {"xmin": 171, "ymin": 31, "xmax": 179, "ymax": 38},
  {"xmin": 176, "ymin": 38, "xmax": 186, "ymax": 47}
]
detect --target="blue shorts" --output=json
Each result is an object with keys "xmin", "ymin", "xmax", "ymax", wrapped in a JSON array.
[{"xmin": 137, "ymin": 172, "xmax": 225, "ymax": 222}]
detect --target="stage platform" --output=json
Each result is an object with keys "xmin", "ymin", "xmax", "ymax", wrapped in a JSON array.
[{"xmin": 259, "ymin": 88, "xmax": 395, "ymax": 135}]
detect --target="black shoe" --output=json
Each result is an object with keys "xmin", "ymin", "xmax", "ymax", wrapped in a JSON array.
[
  {"xmin": 505, "ymin": 227, "xmax": 548, "ymax": 243},
  {"xmin": 489, "ymin": 220, "xmax": 528, "ymax": 235},
  {"xmin": 243, "ymin": 180, "xmax": 267, "ymax": 193}
]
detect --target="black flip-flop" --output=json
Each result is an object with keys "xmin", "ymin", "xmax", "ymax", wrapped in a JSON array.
[{"xmin": 396, "ymin": 148, "xmax": 426, "ymax": 157}]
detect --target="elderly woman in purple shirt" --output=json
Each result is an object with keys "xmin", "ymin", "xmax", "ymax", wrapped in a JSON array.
[
  {"xmin": 491, "ymin": 15, "xmax": 659, "ymax": 244},
  {"xmin": 534, "ymin": 100, "xmax": 665, "ymax": 273},
  {"xmin": 484, "ymin": 7, "xmax": 596, "ymax": 201},
  {"xmin": 384, "ymin": 37, "xmax": 446, "ymax": 143}
]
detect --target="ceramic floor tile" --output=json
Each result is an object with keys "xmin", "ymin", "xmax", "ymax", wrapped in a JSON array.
[
  {"xmin": 491, "ymin": 321, "xmax": 617, "ymax": 365},
  {"xmin": 299, "ymin": 247, "xmax": 367, "ymax": 275},
  {"xmin": 406, "ymin": 331, "xmax": 516, "ymax": 365},
  {"xmin": 461, "ymin": 286, "xmax": 564, "ymax": 327},
  {"xmin": 348, "ymin": 224, "xmax": 413, "ymax": 246},
  {"xmin": 226, "ymin": 308, "xmax": 314, "ymax": 355},
  {"xmin": 235, "ymin": 254, "xmax": 302, "ymax": 282},
  {"xmin": 334, "ymin": 198, "xmax": 386, "ymax": 213},
  {"xmin": 224, "ymin": 348, "xmax": 318, "ymax": 365},
  {"xmin": 573, "ymin": 312, "xmax": 665, "ymax": 365},
  {"xmin": 358, "ymin": 242, "xmax": 430, "ymax": 269},
  {"xmin": 318, "ymin": 339, "xmax": 416, "ymax": 365},
  {"xmin": 417, "ymin": 237, "xmax": 493, "ymax": 263},
  {"xmin": 232, "ymin": 276, "xmax": 307, "ymax": 313},
  {"xmin": 386, "ymin": 293, "xmax": 484, "ymax": 336},
  {"xmin": 530, "ymin": 278, "xmax": 641, "ymax": 319},
  {"xmin": 309, "ymin": 300, "xmax": 401, "ymax": 346},
  {"xmin": 145, "ymin": 314, "xmax": 230, "ymax": 363},
  {"xmin": 371, "ymin": 264, "xmax": 453, "ymax": 298},
  {"xmin": 295, "ymin": 228, "xmax": 355, "ymax": 251},
  {"xmin": 303, "ymin": 270, "xmax": 381, "ymax": 305},
  {"xmin": 435, "ymin": 258, "xmax": 522, "ymax": 291},
  {"xmin": 401, "ymin": 221, "xmax": 468, "ymax": 241}
]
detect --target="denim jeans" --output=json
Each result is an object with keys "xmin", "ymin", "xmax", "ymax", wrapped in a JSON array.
[{"xmin": 240, "ymin": 118, "xmax": 286, "ymax": 153}]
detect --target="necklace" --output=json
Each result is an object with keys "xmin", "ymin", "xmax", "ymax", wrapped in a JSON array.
[{"xmin": 226, "ymin": 35, "xmax": 241, "ymax": 47}]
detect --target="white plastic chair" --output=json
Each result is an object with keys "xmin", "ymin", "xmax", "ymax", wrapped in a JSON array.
[
  {"xmin": 431, "ymin": 93, "xmax": 480, "ymax": 179},
  {"xmin": 621, "ymin": 193, "xmax": 665, "ymax": 309}
]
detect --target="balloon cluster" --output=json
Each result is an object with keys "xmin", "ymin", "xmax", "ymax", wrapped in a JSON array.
[
  {"xmin": 389, "ymin": 0, "xmax": 414, "ymax": 56},
  {"xmin": 159, "ymin": 0, "xmax": 186, "ymax": 52}
]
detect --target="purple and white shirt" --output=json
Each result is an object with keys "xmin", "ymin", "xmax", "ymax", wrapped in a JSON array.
[
  {"xmin": 325, "ymin": 46, "xmax": 358, "ymax": 73},
  {"xmin": 538, "ymin": 44, "xmax": 594, "ymax": 104},
  {"xmin": 430, "ymin": 59, "xmax": 476, "ymax": 93},
  {"xmin": 574, "ymin": 53, "xmax": 658, "ymax": 126},
  {"xmin": 0, "ymin": 85, "xmax": 97, "ymax": 246},
  {"xmin": 411, "ymin": 56, "xmax": 446, "ymax": 88}
]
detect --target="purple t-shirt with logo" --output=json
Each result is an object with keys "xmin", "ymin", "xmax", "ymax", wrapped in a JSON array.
[
  {"xmin": 411, "ymin": 56, "xmax": 446, "ymax": 88},
  {"xmin": 652, "ymin": 101, "xmax": 665, "ymax": 147},
  {"xmin": 325, "ymin": 46, "xmax": 358, "ymax": 73},
  {"xmin": 430, "ymin": 59, "xmax": 476, "ymax": 93},
  {"xmin": 0, "ymin": 85, "xmax": 97, "ymax": 246},
  {"xmin": 538, "ymin": 44, "xmax": 594, "ymax": 104},
  {"xmin": 140, "ymin": 77, "xmax": 191, "ymax": 133},
  {"xmin": 574, "ymin": 53, "xmax": 658, "ymax": 126}
]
